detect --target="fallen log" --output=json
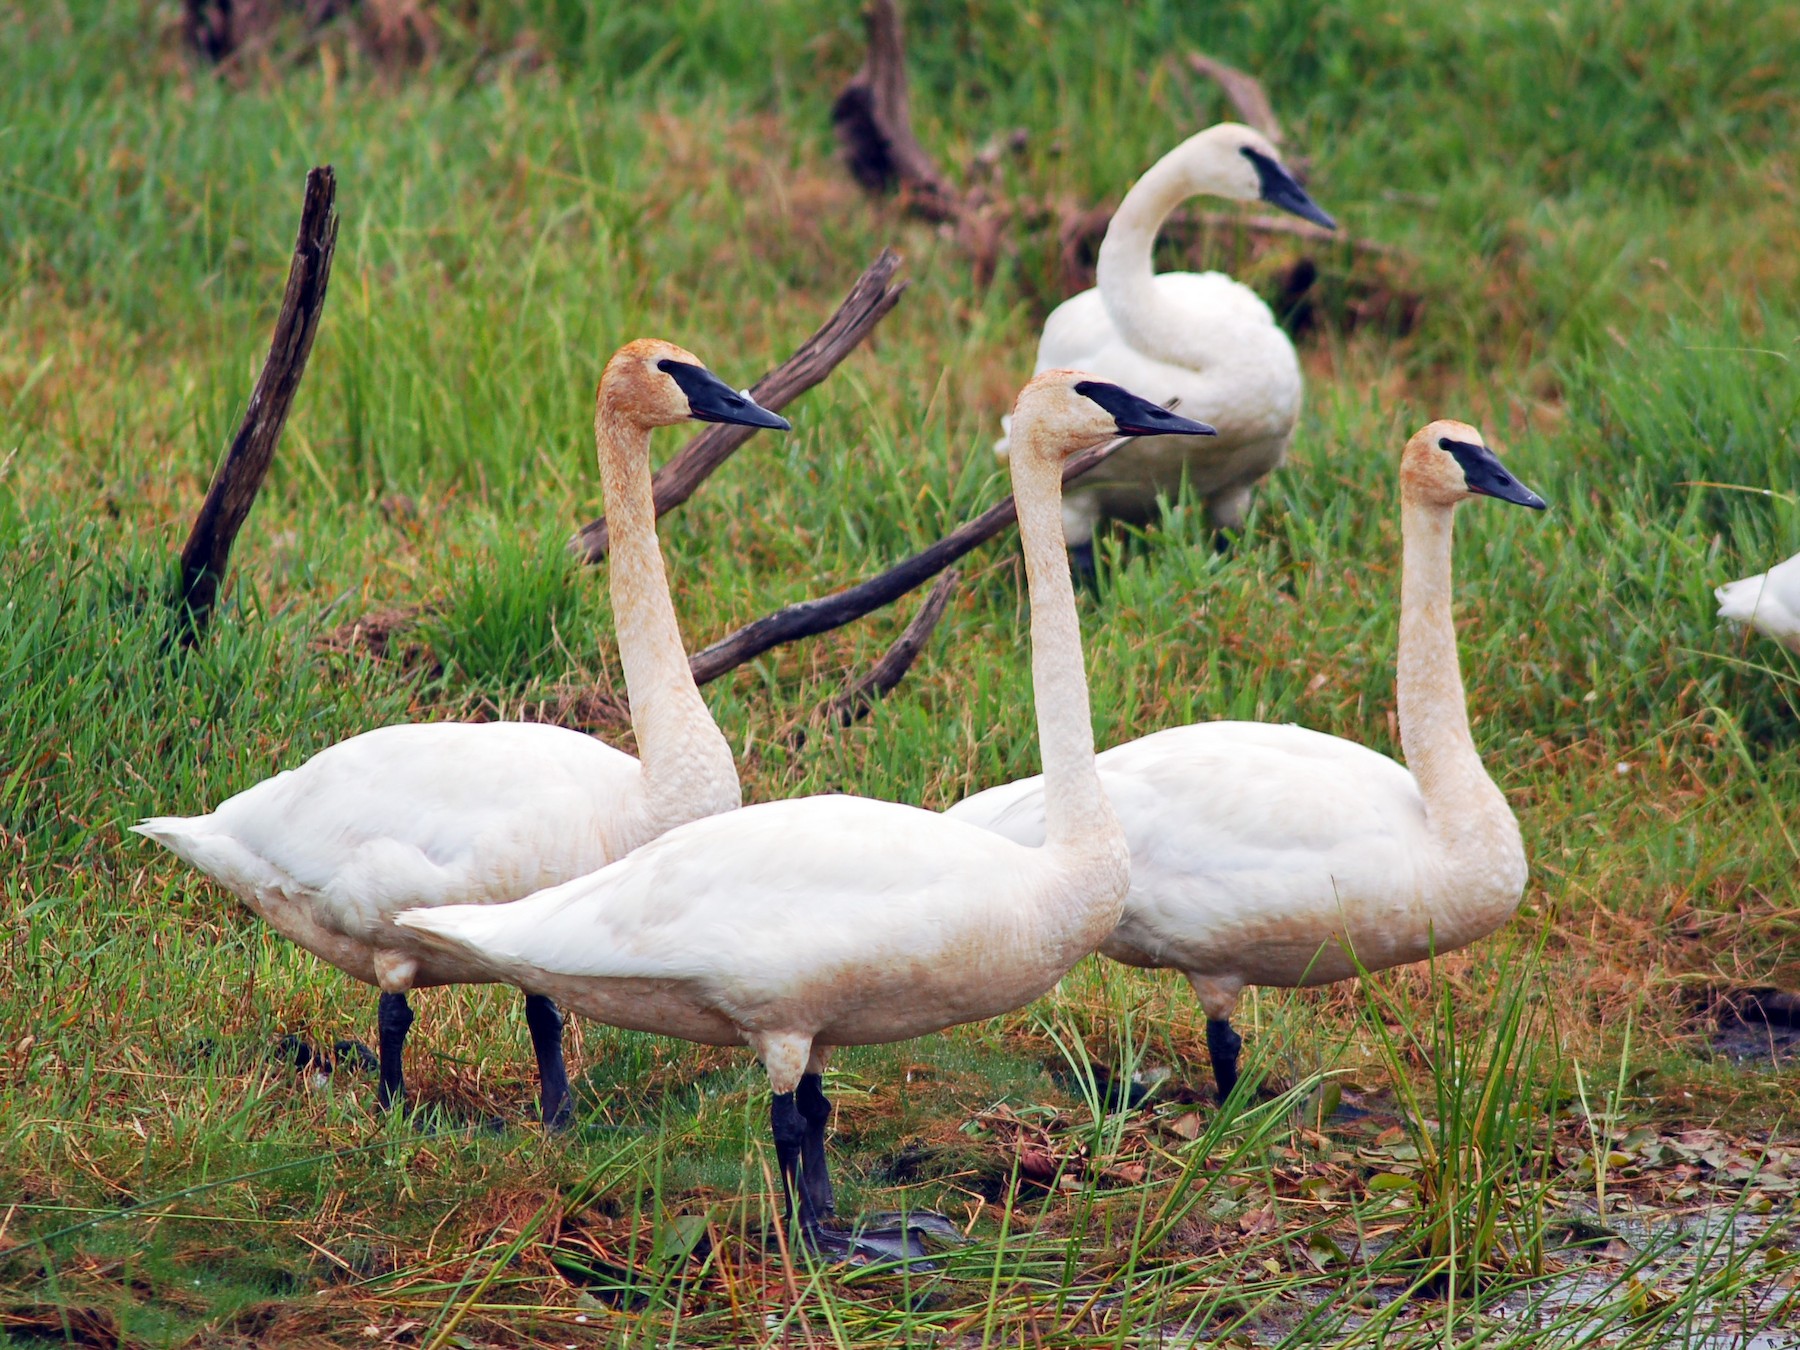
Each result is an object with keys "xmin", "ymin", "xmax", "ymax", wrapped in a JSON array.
[
  {"xmin": 687, "ymin": 422, "xmax": 1145, "ymax": 684},
  {"xmin": 831, "ymin": 0, "xmax": 959, "ymax": 221}
]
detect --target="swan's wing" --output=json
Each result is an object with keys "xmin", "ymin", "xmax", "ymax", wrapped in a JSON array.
[
  {"xmin": 396, "ymin": 795, "xmax": 1048, "ymax": 991},
  {"xmin": 1098, "ymin": 722, "xmax": 1426, "ymax": 878},
  {"xmin": 1150, "ymin": 271, "xmax": 1279, "ymax": 326},
  {"xmin": 943, "ymin": 772, "xmax": 1049, "ymax": 839},
  {"xmin": 948, "ymin": 721, "xmax": 1430, "ymax": 952},
  {"xmin": 136, "ymin": 723, "xmax": 651, "ymax": 929}
]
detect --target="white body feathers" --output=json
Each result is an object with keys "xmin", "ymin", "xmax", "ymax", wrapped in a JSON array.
[
  {"xmin": 133, "ymin": 339, "xmax": 750, "ymax": 1000},
  {"xmin": 949, "ymin": 720, "xmax": 1524, "ymax": 1005},
  {"xmin": 399, "ymin": 794, "xmax": 1120, "ymax": 1051},
  {"xmin": 135, "ymin": 721, "xmax": 729, "ymax": 989}
]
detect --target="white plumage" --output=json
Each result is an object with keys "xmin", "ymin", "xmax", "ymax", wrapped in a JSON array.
[
  {"xmin": 996, "ymin": 122, "xmax": 1336, "ymax": 549},
  {"xmin": 398, "ymin": 371, "xmax": 1214, "ymax": 1259},
  {"xmin": 1716, "ymin": 550, "xmax": 1800, "ymax": 652},
  {"xmin": 134, "ymin": 339, "xmax": 790, "ymax": 1126},
  {"xmin": 951, "ymin": 419, "xmax": 1547, "ymax": 1100}
]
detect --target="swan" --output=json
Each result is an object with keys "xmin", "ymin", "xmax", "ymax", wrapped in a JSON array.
[
  {"xmin": 1716, "ymin": 550, "xmax": 1800, "ymax": 653},
  {"xmin": 133, "ymin": 340, "xmax": 790, "ymax": 1128},
  {"xmin": 396, "ymin": 373, "xmax": 1216, "ymax": 1258},
  {"xmin": 949, "ymin": 419, "xmax": 1546, "ymax": 1101},
  {"xmin": 997, "ymin": 122, "xmax": 1335, "ymax": 563}
]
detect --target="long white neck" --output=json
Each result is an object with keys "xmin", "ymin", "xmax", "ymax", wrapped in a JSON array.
[
  {"xmin": 594, "ymin": 400, "xmax": 739, "ymax": 829},
  {"xmin": 1009, "ymin": 438, "xmax": 1123, "ymax": 859},
  {"xmin": 1095, "ymin": 145, "xmax": 1235, "ymax": 360},
  {"xmin": 1395, "ymin": 496, "xmax": 1520, "ymax": 866}
]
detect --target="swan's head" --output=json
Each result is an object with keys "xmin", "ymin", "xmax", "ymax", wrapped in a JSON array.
[
  {"xmin": 600, "ymin": 339, "xmax": 792, "ymax": 432},
  {"xmin": 1010, "ymin": 369, "xmax": 1218, "ymax": 463},
  {"xmin": 1171, "ymin": 123, "xmax": 1336, "ymax": 230},
  {"xmin": 1403, "ymin": 420, "xmax": 1548, "ymax": 511}
]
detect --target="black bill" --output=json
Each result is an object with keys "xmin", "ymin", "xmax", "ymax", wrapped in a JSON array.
[
  {"xmin": 1075, "ymin": 381, "xmax": 1218, "ymax": 438},
  {"xmin": 1439, "ymin": 438, "xmax": 1548, "ymax": 510},
  {"xmin": 657, "ymin": 359, "xmax": 792, "ymax": 430},
  {"xmin": 1240, "ymin": 146, "xmax": 1337, "ymax": 231}
]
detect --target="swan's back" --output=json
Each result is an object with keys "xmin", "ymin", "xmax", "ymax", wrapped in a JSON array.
[
  {"xmin": 408, "ymin": 797, "xmax": 1016, "ymax": 967},
  {"xmin": 398, "ymin": 794, "xmax": 1110, "ymax": 1047},
  {"xmin": 137, "ymin": 722, "xmax": 655, "ymax": 938},
  {"xmin": 950, "ymin": 721, "xmax": 1437, "ymax": 980},
  {"xmin": 954, "ymin": 721, "xmax": 1422, "ymax": 858}
]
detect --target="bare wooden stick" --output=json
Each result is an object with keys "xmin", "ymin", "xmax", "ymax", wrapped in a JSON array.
[
  {"xmin": 1184, "ymin": 52, "xmax": 1285, "ymax": 146},
  {"xmin": 570, "ymin": 248, "xmax": 907, "ymax": 563},
  {"xmin": 809, "ymin": 566, "xmax": 960, "ymax": 734},
  {"xmin": 176, "ymin": 165, "xmax": 338, "ymax": 640},
  {"xmin": 686, "ymin": 426, "xmax": 1145, "ymax": 685}
]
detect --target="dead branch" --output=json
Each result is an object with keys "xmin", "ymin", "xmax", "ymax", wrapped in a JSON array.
[
  {"xmin": 570, "ymin": 248, "xmax": 907, "ymax": 563},
  {"xmin": 1184, "ymin": 52, "xmax": 1284, "ymax": 147},
  {"xmin": 176, "ymin": 165, "xmax": 337, "ymax": 641},
  {"xmin": 830, "ymin": 0, "xmax": 1017, "ymax": 284},
  {"xmin": 793, "ymin": 566, "xmax": 960, "ymax": 748},
  {"xmin": 686, "ymin": 425, "xmax": 1144, "ymax": 686},
  {"xmin": 831, "ymin": 0, "xmax": 959, "ymax": 221}
]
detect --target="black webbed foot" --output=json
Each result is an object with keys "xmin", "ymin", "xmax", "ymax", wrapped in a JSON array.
[{"xmin": 798, "ymin": 1213, "xmax": 943, "ymax": 1266}]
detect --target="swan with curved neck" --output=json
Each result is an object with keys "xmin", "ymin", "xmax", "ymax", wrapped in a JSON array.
[
  {"xmin": 134, "ymin": 340, "xmax": 788, "ymax": 1127},
  {"xmin": 951, "ymin": 419, "xmax": 1545, "ymax": 1100},
  {"xmin": 398, "ymin": 373, "xmax": 1215, "ymax": 1257},
  {"xmin": 997, "ymin": 122, "xmax": 1335, "ymax": 560}
]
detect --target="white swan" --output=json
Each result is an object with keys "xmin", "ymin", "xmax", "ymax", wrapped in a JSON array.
[
  {"xmin": 950, "ymin": 419, "xmax": 1546, "ymax": 1100},
  {"xmin": 997, "ymin": 122, "xmax": 1335, "ymax": 560},
  {"xmin": 1716, "ymin": 550, "xmax": 1800, "ymax": 653},
  {"xmin": 397, "ymin": 373, "xmax": 1215, "ymax": 1257},
  {"xmin": 134, "ymin": 340, "xmax": 790, "ymax": 1127}
]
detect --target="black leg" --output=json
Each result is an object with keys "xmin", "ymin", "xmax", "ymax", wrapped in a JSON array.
[
  {"xmin": 1207, "ymin": 1017, "xmax": 1242, "ymax": 1104},
  {"xmin": 524, "ymin": 994, "xmax": 573, "ymax": 1132},
  {"xmin": 376, "ymin": 992, "xmax": 415, "ymax": 1112},
  {"xmin": 795, "ymin": 1072, "xmax": 835, "ymax": 1218},
  {"xmin": 770, "ymin": 1090, "xmax": 809, "ymax": 1234},
  {"xmin": 774, "ymin": 1087, "xmax": 972, "ymax": 1267}
]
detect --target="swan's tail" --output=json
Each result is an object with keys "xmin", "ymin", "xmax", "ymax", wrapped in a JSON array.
[
  {"xmin": 395, "ymin": 904, "xmax": 506, "ymax": 958},
  {"xmin": 133, "ymin": 815, "xmax": 292, "ymax": 900},
  {"xmin": 1714, "ymin": 573, "xmax": 1767, "ymax": 624},
  {"xmin": 133, "ymin": 816, "xmax": 219, "ymax": 871}
]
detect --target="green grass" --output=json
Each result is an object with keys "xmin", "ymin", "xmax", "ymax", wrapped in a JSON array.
[{"xmin": 3, "ymin": 0, "xmax": 1799, "ymax": 1344}]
